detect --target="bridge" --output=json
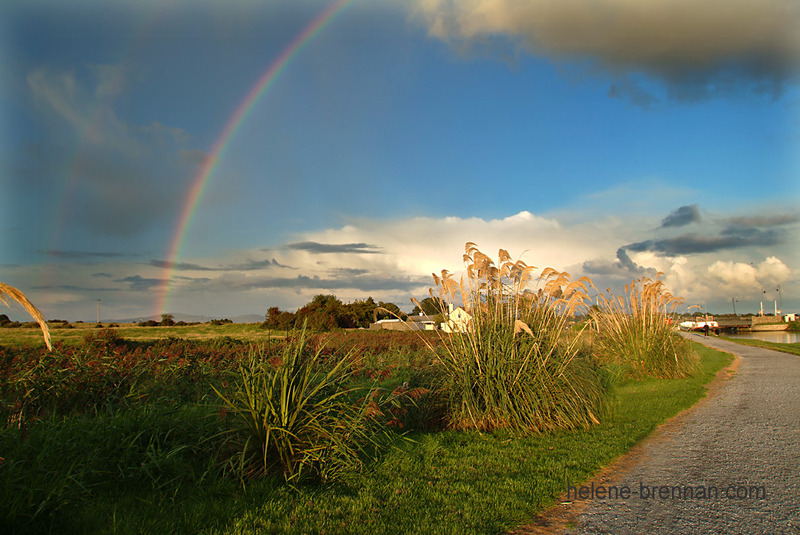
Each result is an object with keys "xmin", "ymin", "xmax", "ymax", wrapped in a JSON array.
[{"xmin": 715, "ymin": 316, "xmax": 788, "ymax": 333}]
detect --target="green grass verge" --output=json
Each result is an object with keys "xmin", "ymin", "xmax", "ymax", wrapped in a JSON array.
[
  {"xmin": 719, "ymin": 337, "xmax": 800, "ymax": 357},
  {"xmin": 1, "ymin": 343, "xmax": 732, "ymax": 534}
]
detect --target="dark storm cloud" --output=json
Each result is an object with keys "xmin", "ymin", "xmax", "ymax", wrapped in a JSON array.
[
  {"xmin": 660, "ymin": 205, "xmax": 701, "ymax": 228},
  {"xmin": 286, "ymin": 242, "xmax": 383, "ymax": 254},
  {"xmin": 415, "ymin": 0, "xmax": 800, "ymax": 103}
]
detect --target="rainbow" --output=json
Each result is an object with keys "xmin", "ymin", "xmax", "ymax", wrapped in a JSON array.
[{"xmin": 156, "ymin": 0, "xmax": 354, "ymax": 316}]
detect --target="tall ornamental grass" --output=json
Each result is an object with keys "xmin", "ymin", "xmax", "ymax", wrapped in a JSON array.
[
  {"xmin": 213, "ymin": 324, "xmax": 376, "ymax": 484},
  {"xmin": 419, "ymin": 243, "xmax": 606, "ymax": 433},
  {"xmin": 0, "ymin": 282, "xmax": 51, "ymax": 351},
  {"xmin": 592, "ymin": 275, "xmax": 697, "ymax": 378}
]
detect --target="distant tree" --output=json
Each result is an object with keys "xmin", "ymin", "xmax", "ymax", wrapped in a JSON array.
[
  {"xmin": 411, "ymin": 297, "xmax": 446, "ymax": 316},
  {"xmin": 342, "ymin": 297, "xmax": 377, "ymax": 328},
  {"xmin": 295, "ymin": 294, "xmax": 346, "ymax": 331},
  {"xmin": 0, "ymin": 314, "xmax": 10, "ymax": 326},
  {"xmin": 160, "ymin": 313, "xmax": 175, "ymax": 326},
  {"xmin": 264, "ymin": 306, "xmax": 296, "ymax": 331}
]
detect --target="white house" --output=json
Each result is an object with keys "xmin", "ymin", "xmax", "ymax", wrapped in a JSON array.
[{"xmin": 440, "ymin": 304, "xmax": 472, "ymax": 333}]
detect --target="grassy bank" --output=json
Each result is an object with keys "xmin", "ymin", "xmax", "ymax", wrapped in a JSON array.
[
  {"xmin": 720, "ymin": 336, "xmax": 800, "ymax": 357},
  {"xmin": 1, "ymin": 342, "xmax": 731, "ymax": 534}
]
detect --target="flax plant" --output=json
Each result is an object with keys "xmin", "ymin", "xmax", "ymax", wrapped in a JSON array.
[
  {"xmin": 0, "ymin": 282, "xmax": 51, "ymax": 351},
  {"xmin": 418, "ymin": 243, "xmax": 606, "ymax": 433},
  {"xmin": 591, "ymin": 275, "xmax": 696, "ymax": 378},
  {"xmin": 213, "ymin": 324, "xmax": 373, "ymax": 484}
]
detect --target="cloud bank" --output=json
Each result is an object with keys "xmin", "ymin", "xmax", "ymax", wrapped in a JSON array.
[{"xmin": 8, "ymin": 200, "xmax": 797, "ymax": 320}]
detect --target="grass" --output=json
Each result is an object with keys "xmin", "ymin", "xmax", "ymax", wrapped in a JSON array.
[
  {"xmin": 0, "ymin": 341, "xmax": 732, "ymax": 534},
  {"xmin": 0, "ymin": 322, "xmax": 278, "ymax": 347},
  {"xmin": 213, "ymin": 325, "xmax": 378, "ymax": 483},
  {"xmin": 720, "ymin": 336, "xmax": 800, "ymax": 357}
]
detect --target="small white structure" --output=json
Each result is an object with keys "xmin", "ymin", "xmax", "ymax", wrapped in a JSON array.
[
  {"xmin": 785, "ymin": 313, "xmax": 797, "ymax": 322},
  {"xmin": 370, "ymin": 314, "xmax": 437, "ymax": 331},
  {"xmin": 441, "ymin": 304, "xmax": 472, "ymax": 333}
]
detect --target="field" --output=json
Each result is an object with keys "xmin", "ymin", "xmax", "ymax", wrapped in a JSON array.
[
  {"xmin": 0, "ymin": 321, "xmax": 732, "ymax": 534},
  {"xmin": 0, "ymin": 321, "xmax": 274, "ymax": 346}
]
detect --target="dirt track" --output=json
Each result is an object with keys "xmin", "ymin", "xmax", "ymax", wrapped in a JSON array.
[{"xmin": 513, "ymin": 333, "xmax": 800, "ymax": 535}]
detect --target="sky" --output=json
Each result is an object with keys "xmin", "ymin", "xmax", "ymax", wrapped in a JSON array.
[{"xmin": 1, "ymin": 0, "xmax": 799, "ymax": 322}]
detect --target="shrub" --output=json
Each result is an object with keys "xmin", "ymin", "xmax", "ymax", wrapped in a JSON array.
[
  {"xmin": 591, "ymin": 275, "xmax": 697, "ymax": 378},
  {"xmin": 213, "ymin": 324, "xmax": 376, "ymax": 484},
  {"xmin": 420, "ymin": 243, "xmax": 606, "ymax": 433}
]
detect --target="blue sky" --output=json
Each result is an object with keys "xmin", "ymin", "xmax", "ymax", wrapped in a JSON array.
[{"xmin": 2, "ymin": 0, "xmax": 798, "ymax": 321}]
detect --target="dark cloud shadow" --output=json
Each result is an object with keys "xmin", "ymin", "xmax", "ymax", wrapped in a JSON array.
[{"xmin": 286, "ymin": 242, "xmax": 383, "ymax": 254}]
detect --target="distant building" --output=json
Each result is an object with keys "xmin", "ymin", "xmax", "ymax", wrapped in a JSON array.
[
  {"xmin": 440, "ymin": 304, "xmax": 472, "ymax": 333},
  {"xmin": 369, "ymin": 313, "xmax": 438, "ymax": 331}
]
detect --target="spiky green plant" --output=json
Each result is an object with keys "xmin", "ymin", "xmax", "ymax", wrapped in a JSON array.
[
  {"xmin": 591, "ymin": 275, "xmax": 697, "ymax": 378},
  {"xmin": 0, "ymin": 282, "xmax": 51, "ymax": 351},
  {"xmin": 417, "ymin": 243, "xmax": 606, "ymax": 433},
  {"xmin": 212, "ymin": 324, "xmax": 373, "ymax": 484}
]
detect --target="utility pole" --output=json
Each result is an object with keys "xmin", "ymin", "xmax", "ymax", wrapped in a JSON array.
[{"xmin": 731, "ymin": 297, "xmax": 737, "ymax": 316}]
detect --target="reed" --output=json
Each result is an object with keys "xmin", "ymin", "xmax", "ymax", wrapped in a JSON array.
[
  {"xmin": 0, "ymin": 282, "xmax": 51, "ymax": 351},
  {"xmin": 591, "ymin": 275, "xmax": 697, "ymax": 378},
  {"xmin": 418, "ymin": 243, "xmax": 606, "ymax": 433}
]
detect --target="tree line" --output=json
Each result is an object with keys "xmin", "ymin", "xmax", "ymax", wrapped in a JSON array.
[{"xmin": 262, "ymin": 295, "xmax": 446, "ymax": 331}]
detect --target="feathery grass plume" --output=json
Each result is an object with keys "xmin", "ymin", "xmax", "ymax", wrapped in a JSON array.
[
  {"xmin": 212, "ymin": 322, "xmax": 376, "ymax": 484},
  {"xmin": 591, "ymin": 275, "xmax": 697, "ymax": 379},
  {"xmin": 414, "ymin": 243, "xmax": 606, "ymax": 433},
  {"xmin": 0, "ymin": 282, "xmax": 51, "ymax": 351}
]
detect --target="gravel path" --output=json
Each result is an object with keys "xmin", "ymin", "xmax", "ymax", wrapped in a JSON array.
[{"xmin": 558, "ymin": 333, "xmax": 800, "ymax": 534}]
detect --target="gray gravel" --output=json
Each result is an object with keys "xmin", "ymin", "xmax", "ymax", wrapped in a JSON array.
[{"xmin": 564, "ymin": 333, "xmax": 800, "ymax": 535}]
